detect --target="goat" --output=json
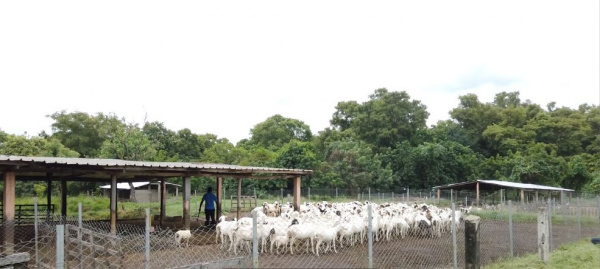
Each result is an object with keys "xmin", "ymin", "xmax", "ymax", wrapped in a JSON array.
[{"xmin": 174, "ymin": 229, "xmax": 191, "ymax": 247}]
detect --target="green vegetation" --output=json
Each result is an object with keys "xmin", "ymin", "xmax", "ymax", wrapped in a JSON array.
[
  {"xmin": 471, "ymin": 210, "xmax": 600, "ymax": 226},
  {"xmin": 2, "ymin": 89, "xmax": 600, "ymax": 197},
  {"xmin": 485, "ymin": 239, "xmax": 600, "ymax": 269}
]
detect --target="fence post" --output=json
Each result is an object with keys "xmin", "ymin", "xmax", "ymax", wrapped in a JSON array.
[
  {"xmin": 577, "ymin": 198, "xmax": 582, "ymax": 238},
  {"xmin": 56, "ymin": 225, "xmax": 65, "ymax": 269},
  {"xmin": 538, "ymin": 206, "xmax": 550, "ymax": 264},
  {"xmin": 281, "ymin": 188, "xmax": 283, "ymax": 200},
  {"xmin": 465, "ymin": 215, "xmax": 481, "ymax": 269},
  {"xmin": 252, "ymin": 210, "xmax": 258, "ymax": 268},
  {"xmin": 368, "ymin": 188, "xmax": 371, "ymax": 201},
  {"xmin": 336, "ymin": 188, "xmax": 338, "ymax": 200},
  {"xmin": 368, "ymin": 204, "xmax": 373, "ymax": 269},
  {"xmin": 78, "ymin": 202, "xmax": 83, "ymax": 268},
  {"xmin": 145, "ymin": 208, "xmax": 150, "ymax": 269},
  {"xmin": 508, "ymin": 200, "xmax": 514, "ymax": 257},
  {"xmin": 34, "ymin": 197, "xmax": 39, "ymax": 268},
  {"xmin": 254, "ymin": 188, "xmax": 257, "ymax": 200},
  {"xmin": 308, "ymin": 187, "xmax": 311, "ymax": 201},
  {"xmin": 452, "ymin": 202, "xmax": 457, "ymax": 269},
  {"xmin": 392, "ymin": 192, "xmax": 394, "ymax": 201},
  {"xmin": 547, "ymin": 198, "xmax": 553, "ymax": 251},
  {"xmin": 407, "ymin": 188, "xmax": 410, "ymax": 202}
]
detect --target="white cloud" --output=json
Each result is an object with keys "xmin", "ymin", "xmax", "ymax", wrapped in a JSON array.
[{"xmin": 1, "ymin": 0, "xmax": 598, "ymax": 143}]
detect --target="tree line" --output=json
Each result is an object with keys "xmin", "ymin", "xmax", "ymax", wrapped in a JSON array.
[{"xmin": 1, "ymin": 89, "xmax": 599, "ymax": 196}]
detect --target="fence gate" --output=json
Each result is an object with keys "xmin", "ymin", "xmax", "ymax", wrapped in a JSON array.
[{"xmin": 65, "ymin": 224, "xmax": 124, "ymax": 268}]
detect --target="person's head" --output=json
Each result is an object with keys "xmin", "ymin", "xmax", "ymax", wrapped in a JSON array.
[{"xmin": 207, "ymin": 187, "xmax": 213, "ymax": 193}]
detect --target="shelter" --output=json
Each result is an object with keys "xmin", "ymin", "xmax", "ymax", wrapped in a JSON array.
[
  {"xmin": 1, "ymin": 155, "xmax": 312, "ymax": 253},
  {"xmin": 99, "ymin": 181, "xmax": 181, "ymax": 203},
  {"xmin": 434, "ymin": 179, "xmax": 574, "ymax": 206}
]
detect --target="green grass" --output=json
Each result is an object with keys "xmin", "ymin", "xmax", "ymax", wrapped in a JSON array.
[
  {"xmin": 485, "ymin": 239, "xmax": 600, "ymax": 269},
  {"xmin": 471, "ymin": 210, "xmax": 599, "ymax": 226}
]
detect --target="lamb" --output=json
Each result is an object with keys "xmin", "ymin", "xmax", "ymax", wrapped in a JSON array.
[
  {"xmin": 269, "ymin": 228, "xmax": 289, "ymax": 254},
  {"xmin": 174, "ymin": 229, "xmax": 191, "ymax": 248},
  {"xmin": 287, "ymin": 219, "xmax": 317, "ymax": 255},
  {"xmin": 215, "ymin": 216, "xmax": 237, "ymax": 249},
  {"xmin": 314, "ymin": 220, "xmax": 342, "ymax": 256}
]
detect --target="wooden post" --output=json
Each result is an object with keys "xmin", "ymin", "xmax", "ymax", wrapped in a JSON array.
[
  {"xmin": 182, "ymin": 176, "xmax": 191, "ymax": 229},
  {"xmin": 46, "ymin": 173, "xmax": 52, "ymax": 220},
  {"xmin": 293, "ymin": 176, "xmax": 301, "ymax": 211},
  {"xmin": 3, "ymin": 171, "xmax": 16, "ymax": 255},
  {"xmin": 160, "ymin": 179, "xmax": 166, "ymax": 227},
  {"xmin": 110, "ymin": 175, "xmax": 117, "ymax": 235},
  {"xmin": 216, "ymin": 177, "xmax": 223, "ymax": 221},
  {"xmin": 520, "ymin": 189, "xmax": 525, "ymax": 204},
  {"xmin": 538, "ymin": 206, "xmax": 550, "ymax": 264},
  {"xmin": 237, "ymin": 178, "xmax": 242, "ymax": 220},
  {"xmin": 61, "ymin": 179, "xmax": 67, "ymax": 218},
  {"xmin": 465, "ymin": 215, "xmax": 481, "ymax": 269},
  {"xmin": 476, "ymin": 182, "xmax": 480, "ymax": 207}
]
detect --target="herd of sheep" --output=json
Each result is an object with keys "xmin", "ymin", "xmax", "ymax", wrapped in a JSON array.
[{"xmin": 214, "ymin": 201, "xmax": 469, "ymax": 256}]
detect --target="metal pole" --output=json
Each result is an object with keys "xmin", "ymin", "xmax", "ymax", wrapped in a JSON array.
[
  {"xmin": 254, "ymin": 188, "xmax": 257, "ymax": 200},
  {"xmin": 145, "ymin": 208, "xmax": 150, "ymax": 269},
  {"xmin": 509, "ymin": 200, "xmax": 514, "ymax": 257},
  {"xmin": 407, "ymin": 188, "xmax": 410, "ymax": 202},
  {"xmin": 451, "ymin": 189, "xmax": 453, "ymax": 204},
  {"xmin": 56, "ymin": 225, "xmax": 65, "ymax": 269},
  {"xmin": 368, "ymin": 204, "xmax": 373, "ymax": 268},
  {"xmin": 281, "ymin": 188, "xmax": 283, "ymax": 200},
  {"xmin": 252, "ymin": 210, "xmax": 258, "ymax": 268},
  {"xmin": 308, "ymin": 187, "xmax": 311, "ymax": 201},
  {"xmin": 34, "ymin": 197, "xmax": 39, "ymax": 268},
  {"xmin": 452, "ymin": 202, "xmax": 457, "ymax": 269},
  {"xmin": 392, "ymin": 192, "xmax": 394, "ymax": 201},
  {"xmin": 368, "ymin": 188, "xmax": 371, "ymax": 201},
  {"xmin": 336, "ymin": 188, "xmax": 338, "ymax": 200}
]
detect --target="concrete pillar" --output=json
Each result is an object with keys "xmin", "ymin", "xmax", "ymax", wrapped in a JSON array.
[
  {"xmin": 216, "ymin": 177, "xmax": 223, "ymax": 221},
  {"xmin": 293, "ymin": 176, "xmax": 301, "ymax": 211},
  {"xmin": 110, "ymin": 175, "xmax": 117, "ymax": 235},
  {"xmin": 182, "ymin": 176, "xmax": 191, "ymax": 229},
  {"xmin": 538, "ymin": 207, "xmax": 550, "ymax": 264},
  {"xmin": 3, "ymin": 171, "xmax": 16, "ymax": 254},
  {"xmin": 465, "ymin": 215, "xmax": 481, "ymax": 269}
]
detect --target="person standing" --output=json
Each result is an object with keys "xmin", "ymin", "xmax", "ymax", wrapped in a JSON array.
[{"xmin": 199, "ymin": 187, "xmax": 217, "ymax": 226}]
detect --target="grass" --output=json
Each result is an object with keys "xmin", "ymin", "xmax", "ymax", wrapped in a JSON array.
[
  {"xmin": 485, "ymin": 239, "xmax": 600, "ymax": 269},
  {"xmin": 471, "ymin": 210, "xmax": 599, "ymax": 226}
]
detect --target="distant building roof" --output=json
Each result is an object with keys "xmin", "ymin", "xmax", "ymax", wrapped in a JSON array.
[
  {"xmin": 434, "ymin": 179, "xmax": 573, "ymax": 192},
  {"xmin": 99, "ymin": 182, "xmax": 181, "ymax": 190}
]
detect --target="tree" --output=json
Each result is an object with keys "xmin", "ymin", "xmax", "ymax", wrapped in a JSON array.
[
  {"xmin": 245, "ymin": 115, "xmax": 312, "ymax": 151},
  {"xmin": 99, "ymin": 123, "xmax": 156, "ymax": 161},
  {"xmin": 331, "ymin": 89, "xmax": 429, "ymax": 152},
  {"xmin": 0, "ymin": 135, "xmax": 79, "ymax": 157},
  {"xmin": 49, "ymin": 111, "xmax": 125, "ymax": 157},
  {"xmin": 143, "ymin": 121, "xmax": 178, "ymax": 161}
]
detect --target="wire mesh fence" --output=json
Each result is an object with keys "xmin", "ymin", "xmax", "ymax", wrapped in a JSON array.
[{"xmin": 1, "ymin": 193, "xmax": 599, "ymax": 268}]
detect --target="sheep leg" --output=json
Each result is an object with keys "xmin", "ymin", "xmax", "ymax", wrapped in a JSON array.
[
  {"xmin": 289, "ymin": 238, "xmax": 295, "ymax": 255},
  {"xmin": 333, "ymin": 237, "xmax": 337, "ymax": 253}
]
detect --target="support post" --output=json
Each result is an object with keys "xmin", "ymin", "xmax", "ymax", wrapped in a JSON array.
[
  {"xmin": 475, "ymin": 181, "xmax": 480, "ymax": 207},
  {"xmin": 252, "ymin": 210, "xmax": 258, "ymax": 268},
  {"xmin": 538, "ymin": 206, "xmax": 550, "ymax": 264},
  {"xmin": 78, "ymin": 202, "xmax": 83, "ymax": 268},
  {"xmin": 308, "ymin": 187, "xmax": 311, "ymax": 201},
  {"xmin": 535, "ymin": 191, "xmax": 539, "ymax": 204},
  {"xmin": 61, "ymin": 179, "xmax": 67, "ymax": 218},
  {"xmin": 237, "ymin": 178, "xmax": 242, "ymax": 220},
  {"xmin": 46, "ymin": 173, "xmax": 52, "ymax": 220},
  {"xmin": 110, "ymin": 174, "xmax": 118, "ymax": 235},
  {"xmin": 452, "ymin": 202, "xmax": 457, "ymax": 269},
  {"xmin": 183, "ymin": 176, "xmax": 191, "ymax": 229},
  {"xmin": 293, "ymin": 176, "xmax": 301, "ymax": 211},
  {"xmin": 465, "ymin": 215, "xmax": 481, "ymax": 269},
  {"xmin": 216, "ymin": 177, "xmax": 223, "ymax": 221},
  {"xmin": 577, "ymin": 197, "xmax": 582, "ymax": 238},
  {"xmin": 34, "ymin": 197, "xmax": 39, "ymax": 268},
  {"xmin": 56, "ymin": 225, "xmax": 65, "ymax": 269},
  {"xmin": 160, "ymin": 179, "xmax": 166, "ymax": 227},
  {"xmin": 145, "ymin": 208, "xmax": 150, "ymax": 269},
  {"xmin": 437, "ymin": 188, "xmax": 440, "ymax": 203},
  {"xmin": 520, "ymin": 189, "xmax": 525, "ymax": 204},
  {"xmin": 3, "ymin": 171, "xmax": 15, "ymax": 255},
  {"xmin": 367, "ymin": 204, "xmax": 373, "ymax": 269},
  {"xmin": 508, "ymin": 200, "xmax": 514, "ymax": 257}
]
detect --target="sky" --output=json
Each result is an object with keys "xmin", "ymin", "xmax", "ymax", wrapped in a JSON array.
[{"xmin": 1, "ymin": 1, "xmax": 598, "ymax": 144}]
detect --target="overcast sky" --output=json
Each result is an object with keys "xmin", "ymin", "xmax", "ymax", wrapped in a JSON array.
[{"xmin": 1, "ymin": 1, "xmax": 598, "ymax": 144}]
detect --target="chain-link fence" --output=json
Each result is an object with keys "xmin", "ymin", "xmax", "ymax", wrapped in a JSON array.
[{"xmin": 1, "ymin": 194, "xmax": 599, "ymax": 268}]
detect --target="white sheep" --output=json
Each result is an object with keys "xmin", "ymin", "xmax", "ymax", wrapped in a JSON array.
[{"xmin": 174, "ymin": 229, "xmax": 191, "ymax": 248}]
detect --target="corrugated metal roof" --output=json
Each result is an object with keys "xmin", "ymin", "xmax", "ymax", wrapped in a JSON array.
[
  {"xmin": 434, "ymin": 179, "xmax": 574, "ymax": 192},
  {"xmin": 0, "ymin": 155, "xmax": 312, "ymax": 174}
]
